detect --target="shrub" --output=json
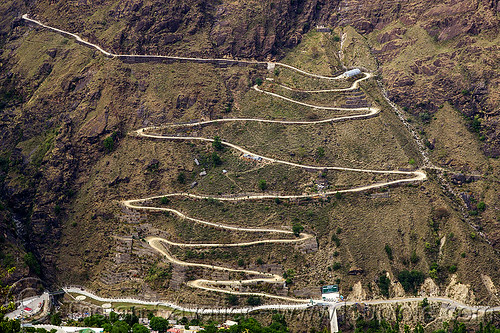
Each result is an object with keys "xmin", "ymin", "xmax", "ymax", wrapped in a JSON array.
[
  {"xmin": 397, "ymin": 270, "xmax": 425, "ymax": 293},
  {"xmin": 470, "ymin": 232, "xmax": 477, "ymax": 239},
  {"xmin": 255, "ymin": 78, "xmax": 263, "ymax": 86},
  {"xmin": 332, "ymin": 262, "xmax": 342, "ymax": 270},
  {"xmin": 103, "ymin": 136, "xmax": 114, "ymax": 152},
  {"xmin": 331, "ymin": 234, "xmax": 340, "ymax": 247},
  {"xmin": 258, "ymin": 179, "xmax": 267, "ymax": 191},
  {"xmin": 212, "ymin": 136, "xmax": 223, "ymax": 150},
  {"xmin": 256, "ymin": 257, "xmax": 263, "ymax": 265},
  {"xmin": 477, "ymin": 201, "xmax": 486, "ymax": 212},
  {"xmin": 408, "ymin": 158, "xmax": 416, "ymax": 165},
  {"xmin": 377, "ymin": 274, "xmax": 390, "ymax": 298},
  {"xmin": 410, "ymin": 251, "xmax": 420, "ymax": 264},
  {"xmin": 292, "ymin": 223, "xmax": 304, "ymax": 236},
  {"xmin": 448, "ymin": 264, "xmax": 458, "ymax": 273},
  {"xmin": 274, "ymin": 68, "xmax": 280, "ymax": 76},
  {"xmin": 335, "ymin": 192, "xmax": 343, "ymax": 200},
  {"xmin": 385, "ymin": 244, "xmax": 393, "ymax": 261},
  {"xmin": 211, "ymin": 152, "xmax": 222, "ymax": 166},
  {"xmin": 237, "ymin": 259, "xmax": 245, "ymax": 267},
  {"xmin": 316, "ymin": 147, "xmax": 325, "ymax": 159},
  {"xmin": 227, "ymin": 294, "xmax": 239, "ymax": 306},
  {"xmin": 177, "ymin": 172, "xmax": 186, "ymax": 184},
  {"xmin": 160, "ymin": 197, "xmax": 170, "ymax": 205},
  {"xmin": 247, "ymin": 296, "xmax": 261, "ymax": 306},
  {"xmin": 333, "ymin": 35, "xmax": 340, "ymax": 42},
  {"xmin": 24, "ymin": 252, "xmax": 41, "ymax": 276}
]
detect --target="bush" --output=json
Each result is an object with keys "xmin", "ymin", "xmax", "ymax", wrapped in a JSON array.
[
  {"xmin": 256, "ymin": 257, "xmax": 263, "ymax": 265},
  {"xmin": 237, "ymin": 259, "xmax": 245, "ymax": 267},
  {"xmin": 160, "ymin": 197, "xmax": 170, "ymax": 205},
  {"xmin": 331, "ymin": 234, "xmax": 340, "ymax": 247},
  {"xmin": 255, "ymin": 78, "xmax": 263, "ymax": 86},
  {"xmin": 247, "ymin": 296, "xmax": 261, "ymax": 306},
  {"xmin": 258, "ymin": 179, "xmax": 267, "ymax": 191},
  {"xmin": 448, "ymin": 264, "xmax": 458, "ymax": 273},
  {"xmin": 227, "ymin": 294, "xmax": 239, "ymax": 306},
  {"xmin": 103, "ymin": 136, "xmax": 114, "ymax": 152},
  {"xmin": 149, "ymin": 317, "xmax": 170, "ymax": 333},
  {"xmin": 177, "ymin": 172, "xmax": 186, "ymax": 184},
  {"xmin": 335, "ymin": 192, "xmax": 343, "ymax": 200},
  {"xmin": 385, "ymin": 244, "xmax": 393, "ymax": 261},
  {"xmin": 377, "ymin": 274, "xmax": 390, "ymax": 298},
  {"xmin": 292, "ymin": 223, "xmax": 304, "ymax": 236},
  {"xmin": 211, "ymin": 152, "xmax": 222, "ymax": 166},
  {"xmin": 316, "ymin": 147, "xmax": 325, "ymax": 159},
  {"xmin": 408, "ymin": 158, "xmax": 416, "ymax": 165},
  {"xmin": 477, "ymin": 201, "xmax": 486, "ymax": 212},
  {"xmin": 332, "ymin": 262, "xmax": 342, "ymax": 270},
  {"xmin": 397, "ymin": 270, "xmax": 425, "ymax": 293},
  {"xmin": 212, "ymin": 136, "xmax": 223, "ymax": 151},
  {"xmin": 410, "ymin": 251, "xmax": 420, "ymax": 264},
  {"xmin": 24, "ymin": 252, "xmax": 41, "ymax": 276}
]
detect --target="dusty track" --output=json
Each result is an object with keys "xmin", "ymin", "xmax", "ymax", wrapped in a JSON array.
[{"xmin": 22, "ymin": 13, "xmax": 430, "ymax": 306}]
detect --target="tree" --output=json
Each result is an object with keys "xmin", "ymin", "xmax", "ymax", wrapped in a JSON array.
[
  {"xmin": 132, "ymin": 323, "xmax": 149, "ymax": 333},
  {"xmin": 292, "ymin": 223, "xmax": 304, "ymax": 236},
  {"xmin": 246, "ymin": 296, "xmax": 261, "ymax": 306},
  {"xmin": 378, "ymin": 274, "xmax": 390, "ymax": 298},
  {"xmin": 227, "ymin": 294, "xmax": 239, "ymax": 306},
  {"xmin": 111, "ymin": 321, "xmax": 130, "ymax": 333},
  {"xmin": 255, "ymin": 78, "xmax": 263, "ymax": 86},
  {"xmin": 258, "ymin": 179, "xmax": 267, "ymax": 191},
  {"xmin": 212, "ymin": 136, "xmax": 223, "ymax": 150},
  {"xmin": 149, "ymin": 317, "xmax": 170, "ymax": 333},
  {"xmin": 316, "ymin": 147, "xmax": 325, "ymax": 159},
  {"xmin": 385, "ymin": 244, "xmax": 393, "ymax": 261},
  {"xmin": 177, "ymin": 172, "xmax": 186, "ymax": 184},
  {"xmin": 103, "ymin": 136, "xmax": 114, "ymax": 152},
  {"xmin": 50, "ymin": 313, "xmax": 61, "ymax": 326},
  {"xmin": 24, "ymin": 252, "xmax": 41, "ymax": 275},
  {"xmin": 211, "ymin": 152, "xmax": 222, "ymax": 166}
]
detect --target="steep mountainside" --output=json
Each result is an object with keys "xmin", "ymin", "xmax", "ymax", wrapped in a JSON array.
[{"xmin": 0, "ymin": 0, "xmax": 499, "ymax": 311}]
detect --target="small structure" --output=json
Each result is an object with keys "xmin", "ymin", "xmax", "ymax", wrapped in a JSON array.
[
  {"xmin": 243, "ymin": 153, "xmax": 263, "ymax": 161},
  {"xmin": 222, "ymin": 170, "xmax": 227, "ymax": 174},
  {"xmin": 199, "ymin": 170, "xmax": 207, "ymax": 176},
  {"xmin": 343, "ymin": 68, "xmax": 362, "ymax": 78},
  {"xmin": 321, "ymin": 284, "xmax": 340, "ymax": 302},
  {"xmin": 194, "ymin": 158, "xmax": 199, "ymax": 166},
  {"xmin": 316, "ymin": 25, "xmax": 331, "ymax": 33}
]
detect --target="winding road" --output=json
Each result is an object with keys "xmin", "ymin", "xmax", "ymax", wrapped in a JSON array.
[{"xmin": 21, "ymin": 13, "xmax": 440, "ymax": 310}]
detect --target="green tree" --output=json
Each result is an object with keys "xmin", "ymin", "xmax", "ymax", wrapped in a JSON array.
[
  {"xmin": 211, "ymin": 152, "xmax": 222, "ymax": 166},
  {"xmin": 316, "ymin": 147, "xmax": 325, "ymax": 159},
  {"xmin": 246, "ymin": 296, "xmax": 261, "ymax": 306},
  {"xmin": 378, "ymin": 274, "xmax": 390, "ymax": 298},
  {"xmin": 258, "ymin": 179, "xmax": 267, "ymax": 191},
  {"xmin": 24, "ymin": 252, "xmax": 41, "ymax": 275},
  {"xmin": 50, "ymin": 312, "xmax": 62, "ymax": 326},
  {"xmin": 255, "ymin": 78, "xmax": 263, "ymax": 86},
  {"xmin": 292, "ymin": 223, "xmax": 304, "ymax": 236},
  {"xmin": 385, "ymin": 244, "xmax": 393, "ymax": 261},
  {"xmin": 111, "ymin": 321, "xmax": 130, "ymax": 333},
  {"xmin": 177, "ymin": 172, "xmax": 186, "ymax": 184},
  {"xmin": 103, "ymin": 136, "xmax": 114, "ymax": 152},
  {"xmin": 149, "ymin": 317, "xmax": 170, "ymax": 333},
  {"xmin": 212, "ymin": 136, "xmax": 223, "ymax": 150},
  {"xmin": 227, "ymin": 294, "xmax": 239, "ymax": 306},
  {"xmin": 132, "ymin": 323, "xmax": 149, "ymax": 333}
]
